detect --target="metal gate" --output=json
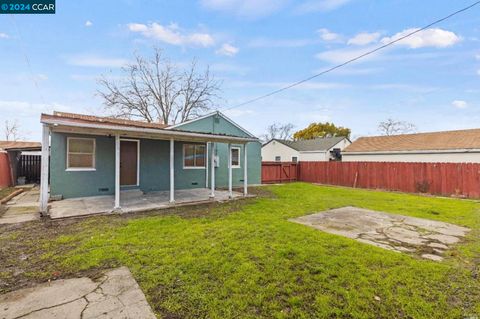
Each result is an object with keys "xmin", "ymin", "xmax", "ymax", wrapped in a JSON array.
[{"xmin": 17, "ymin": 154, "xmax": 41, "ymax": 184}]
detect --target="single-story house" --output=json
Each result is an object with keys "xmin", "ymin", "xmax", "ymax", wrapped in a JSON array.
[
  {"xmin": 261, "ymin": 137, "xmax": 351, "ymax": 162},
  {"xmin": 0, "ymin": 141, "xmax": 41, "ymax": 187},
  {"xmin": 39, "ymin": 111, "xmax": 261, "ymax": 214},
  {"xmin": 343, "ymin": 128, "xmax": 480, "ymax": 163}
]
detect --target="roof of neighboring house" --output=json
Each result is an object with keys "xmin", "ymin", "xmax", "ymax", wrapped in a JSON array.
[
  {"xmin": 48, "ymin": 111, "xmax": 169, "ymax": 130},
  {"xmin": 0, "ymin": 141, "xmax": 42, "ymax": 151},
  {"xmin": 265, "ymin": 136, "xmax": 348, "ymax": 152},
  {"xmin": 344, "ymin": 128, "xmax": 480, "ymax": 153}
]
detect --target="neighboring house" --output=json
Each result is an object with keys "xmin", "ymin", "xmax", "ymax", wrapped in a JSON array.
[
  {"xmin": 0, "ymin": 141, "xmax": 41, "ymax": 187},
  {"xmin": 39, "ymin": 111, "xmax": 261, "ymax": 213},
  {"xmin": 343, "ymin": 128, "xmax": 480, "ymax": 163},
  {"xmin": 261, "ymin": 137, "xmax": 351, "ymax": 162}
]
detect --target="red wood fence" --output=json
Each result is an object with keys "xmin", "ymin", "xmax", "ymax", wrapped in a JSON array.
[
  {"xmin": 262, "ymin": 161, "xmax": 480, "ymax": 198},
  {"xmin": 261, "ymin": 162, "xmax": 298, "ymax": 184}
]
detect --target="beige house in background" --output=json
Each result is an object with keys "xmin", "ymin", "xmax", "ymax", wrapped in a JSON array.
[
  {"xmin": 343, "ymin": 128, "xmax": 480, "ymax": 163},
  {"xmin": 261, "ymin": 137, "xmax": 351, "ymax": 162}
]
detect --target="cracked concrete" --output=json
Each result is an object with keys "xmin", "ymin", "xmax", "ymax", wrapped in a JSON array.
[
  {"xmin": 290, "ymin": 206, "xmax": 470, "ymax": 261},
  {"xmin": 0, "ymin": 267, "xmax": 156, "ymax": 319},
  {"xmin": 0, "ymin": 187, "xmax": 40, "ymax": 225}
]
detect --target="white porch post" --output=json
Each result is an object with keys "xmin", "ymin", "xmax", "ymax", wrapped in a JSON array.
[
  {"xmin": 114, "ymin": 134, "xmax": 121, "ymax": 209},
  {"xmin": 228, "ymin": 143, "xmax": 233, "ymax": 198},
  {"xmin": 210, "ymin": 142, "xmax": 215, "ymax": 198},
  {"xmin": 39, "ymin": 124, "xmax": 50, "ymax": 214},
  {"xmin": 205, "ymin": 142, "xmax": 209, "ymax": 188},
  {"xmin": 243, "ymin": 143, "xmax": 248, "ymax": 196},
  {"xmin": 169, "ymin": 138, "xmax": 175, "ymax": 203}
]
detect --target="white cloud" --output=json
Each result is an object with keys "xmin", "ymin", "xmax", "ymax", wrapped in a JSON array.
[
  {"xmin": 248, "ymin": 37, "xmax": 312, "ymax": 48},
  {"xmin": 348, "ymin": 32, "xmax": 381, "ymax": 46},
  {"xmin": 317, "ymin": 28, "xmax": 341, "ymax": 42},
  {"xmin": 227, "ymin": 80, "xmax": 348, "ymax": 90},
  {"xmin": 452, "ymin": 100, "xmax": 468, "ymax": 109},
  {"xmin": 66, "ymin": 55, "xmax": 129, "ymax": 68},
  {"xmin": 0, "ymin": 32, "xmax": 9, "ymax": 39},
  {"xmin": 200, "ymin": 0, "xmax": 288, "ymax": 18},
  {"xmin": 127, "ymin": 22, "xmax": 215, "ymax": 47},
  {"xmin": 315, "ymin": 46, "xmax": 378, "ymax": 64},
  {"xmin": 295, "ymin": 0, "xmax": 352, "ymax": 14},
  {"xmin": 85, "ymin": 20, "xmax": 93, "ymax": 27},
  {"xmin": 216, "ymin": 43, "xmax": 239, "ymax": 56},
  {"xmin": 381, "ymin": 28, "xmax": 460, "ymax": 49}
]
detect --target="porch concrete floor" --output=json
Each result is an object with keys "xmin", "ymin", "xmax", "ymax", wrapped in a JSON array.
[{"xmin": 49, "ymin": 188, "xmax": 247, "ymax": 219}]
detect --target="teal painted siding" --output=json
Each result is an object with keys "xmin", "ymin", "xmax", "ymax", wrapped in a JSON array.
[
  {"xmin": 50, "ymin": 113, "xmax": 260, "ymax": 199},
  {"xmin": 174, "ymin": 113, "xmax": 262, "ymax": 186},
  {"xmin": 50, "ymin": 132, "xmax": 115, "ymax": 199},
  {"xmin": 51, "ymin": 133, "xmax": 210, "ymax": 199}
]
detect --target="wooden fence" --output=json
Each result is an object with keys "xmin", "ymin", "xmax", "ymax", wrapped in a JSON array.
[
  {"xmin": 262, "ymin": 161, "xmax": 480, "ymax": 198},
  {"xmin": 17, "ymin": 154, "xmax": 41, "ymax": 184},
  {"xmin": 261, "ymin": 162, "xmax": 298, "ymax": 184}
]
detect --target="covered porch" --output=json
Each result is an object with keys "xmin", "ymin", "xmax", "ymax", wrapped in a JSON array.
[
  {"xmin": 40, "ymin": 112, "xmax": 258, "ymax": 216},
  {"xmin": 48, "ymin": 188, "xmax": 247, "ymax": 219}
]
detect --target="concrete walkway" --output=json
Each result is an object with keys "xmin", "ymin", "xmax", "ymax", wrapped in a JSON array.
[
  {"xmin": 291, "ymin": 206, "xmax": 470, "ymax": 261},
  {"xmin": 0, "ymin": 187, "xmax": 39, "ymax": 224},
  {"xmin": 0, "ymin": 267, "xmax": 156, "ymax": 319}
]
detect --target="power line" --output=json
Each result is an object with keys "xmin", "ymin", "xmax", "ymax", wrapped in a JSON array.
[{"xmin": 222, "ymin": 1, "xmax": 480, "ymax": 111}]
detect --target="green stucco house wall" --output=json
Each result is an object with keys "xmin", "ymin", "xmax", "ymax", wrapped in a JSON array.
[{"xmin": 49, "ymin": 112, "xmax": 261, "ymax": 199}]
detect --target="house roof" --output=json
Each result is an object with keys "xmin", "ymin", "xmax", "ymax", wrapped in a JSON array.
[
  {"xmin": 167, "ymin": 111, "xmax": 257, "ymax": 138},
  {"xmin": 41, "ymin": 111, "xmax": 258, "ymax": 143},
  {"xmin": 344, "ymin": 128, "xmax": 480, "ymax": 153},
  {"xmin": 268, "ymin": 136, "xmax": 347, "ymax": 152},
  {"xmin": 0, "ymin": 141, "xmax": 41, "ymax": 151},
  {"xmin": 50, "ymin": 111, "xmax": 169, "ymax": 130}
]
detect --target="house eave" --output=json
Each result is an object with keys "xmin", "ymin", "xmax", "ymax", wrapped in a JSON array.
[
  {"xmin": 343, "ymin": 149, "xmax": 480, "ymax": 155},
  {"xmin": 41, "ymin": 118, "xmax": 258, "ymax": 143}
]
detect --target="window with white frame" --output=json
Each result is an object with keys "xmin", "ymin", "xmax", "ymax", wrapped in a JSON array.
[
  {"xmin": 67, "ymin": 137, "xmax": 95, "ymax": 170},
  {"xmin": 292, "ymin": 156, "xmax": 298, "ymax": 163},
  {"xmin": 231, "ymin": 147, "xmax": 240, "ymax": 168},
  {"xmin": 183, "ymin": 144, "xmax": 206, "ymax": 168},
  {"xmin": 275, "ymin": 156, "xmax": 281, "ymax": 162}
]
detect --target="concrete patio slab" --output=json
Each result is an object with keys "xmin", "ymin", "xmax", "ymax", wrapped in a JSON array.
[
  {"xmin": 290, "ymin": 206, "xmax": 470, "ymax": 261},
  {"xmin": 49, "ymin": 188, "xmax": 248, "ymax": 219},
  {"xmin": 0, "ymin": 267, "xmax": 156, "ymax": 319},
  {"xmin": 0, "ymin": 188, "xmax": 40, "ymax": 224}
]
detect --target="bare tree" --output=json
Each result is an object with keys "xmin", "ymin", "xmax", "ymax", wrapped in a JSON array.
[
  {"xmin": 97, "ymin": 48, "xmax": 221, "ymax": 125},
  {"xmin": 4, "ymin": 120, "xmax": 23, "ymax": 141},
  {"xmin": 378, "ymin": 118, "xmax": 417, "ymax": 136},
  {"xmin": 261, "ymin": 123, "xmax": 295, "ymax": 141}
]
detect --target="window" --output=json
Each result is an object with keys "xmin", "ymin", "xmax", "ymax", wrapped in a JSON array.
[
  {"xmin": 67, "ymin": 137, "xmax": 95, "ymax": 170},
  {"xmin": 275, "ymin": 156, "xmax": 281, "ymax": 162},
  {"xmin": 184, "ymin": 144, "xmax": 206, "ymax": 168},
  {"xmin": 292, "ymin": 156, "xmax": 298, "ymax": 163},
  {"xmin": 230, "ymin": 147, "xmax": 240, "ymax": 168}
]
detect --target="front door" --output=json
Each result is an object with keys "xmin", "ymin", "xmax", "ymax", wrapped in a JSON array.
[{"xmin": 120, "ymin": 140, "xmax": 138, "ymax": 186}]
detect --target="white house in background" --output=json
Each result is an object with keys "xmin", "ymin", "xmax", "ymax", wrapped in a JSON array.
[
  {"xmin": 343, "ymin": 128, "xmax": 480, "ymax": 163},
  {"xmin": 261, "ymin": 137, "xmax": 351, "ymax": 162}
]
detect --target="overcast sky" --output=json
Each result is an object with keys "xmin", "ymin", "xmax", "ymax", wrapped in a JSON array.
[{"xmin": 0, "ymin": 0, "xmax": 479, "ymax": 141}]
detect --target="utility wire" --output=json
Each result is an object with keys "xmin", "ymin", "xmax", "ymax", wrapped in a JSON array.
[{"xmin": 222, "ymin": 1, "xmax": 480, "ymax": 111}]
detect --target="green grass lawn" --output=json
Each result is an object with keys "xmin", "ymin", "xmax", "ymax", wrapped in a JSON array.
[{"xmin": 1, "ymin": 183, "xmax": 480, "ymax": 318}]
